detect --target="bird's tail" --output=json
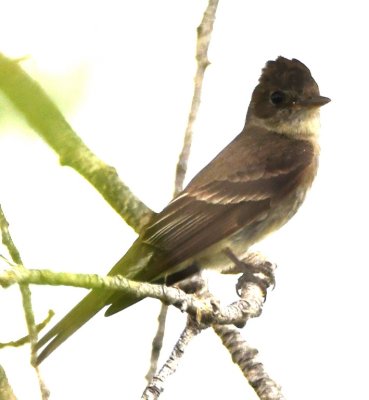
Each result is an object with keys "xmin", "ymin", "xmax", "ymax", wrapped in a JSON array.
[
  {"xmin": 36, "ymin": 239, "xmax": 154, "ymax": 364},
  {"xmin": 36, "ymin": 288, "xmax": 115, "ymax": 364}
]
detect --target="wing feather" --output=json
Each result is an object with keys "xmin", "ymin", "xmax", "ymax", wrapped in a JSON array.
[{"xmin": 142, "ymin": 128, "xmax": 314, "ymax": 267}]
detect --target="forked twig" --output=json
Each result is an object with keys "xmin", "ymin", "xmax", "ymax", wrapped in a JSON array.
[{"xmin": 0, "ymin": 206, "xmax": 49, "ymax": 399}]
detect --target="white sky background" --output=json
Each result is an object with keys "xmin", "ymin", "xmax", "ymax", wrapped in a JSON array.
[{"xmin": 0, "ymin": 0, "xmax": 368, "ymax": 399}]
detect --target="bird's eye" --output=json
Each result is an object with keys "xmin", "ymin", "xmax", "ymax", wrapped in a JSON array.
[{"xmin": 270, "ymin": 91, "xmax": 286, "ymax": 105}]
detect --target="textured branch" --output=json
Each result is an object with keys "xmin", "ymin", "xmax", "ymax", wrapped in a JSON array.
[
  {"xmin": 0, "ymin": 263, "xmax": 269, "ymax": 327},
  {"xmin": 145, "ymin": 304, "xmax": 168, "ymax": 382},
  {"xmin": 213, "ymin": 252, "xmax": 283, "ymax": 400},
  {"xmin": 0, "ymin": 205, "xmax": 49, "ymax": 399},
  {"xmin": 142, "ymin": 318, "xmax": 201, "ymax": 400},
  {"xmin": 141, "ymin": 254, "xmax": 275, "ymax": 399},
  {"xmin": 0, "ymin": 53, "xmax": 152, "ymax": 233},
  {"xmin": 174, "ymin": 0, "xmax": 220, "ymax": 193},
  {"xmin": 214, "ymin": 325, "xmax": 286, "ymax": 400}
]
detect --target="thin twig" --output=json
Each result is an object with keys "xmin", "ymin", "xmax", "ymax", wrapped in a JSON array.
[
  {"xmin": 142, "ymin": 318, "xmax": 202, "ymax": 400},
  {"xmin": 214, "ymin": 325, "xmax": 286, "ymax": 400},
  {"xmin": 0, "ymin": 53, "xmax": 152, "ymax": 233},
  {"xmin": 0, "ymin": 310, "xmax": 54, "ymax": 349},
  {"xmin": 145, "ymin": 304, "xmax": 168, "ymax": 382},
  {"xmin": 174, "ymin": 0, "xmax": 220, "ymax": 193},
  {"xmin": 147, "ymin": 0, "xmax": 221, "ymax": 381},
  {"xmin": 0, "ymin": 205, "xmax": 49, "ymax": 399}
]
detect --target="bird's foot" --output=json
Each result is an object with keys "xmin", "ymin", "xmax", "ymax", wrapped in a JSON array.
[{"xmin": 223, "ymin": 249, "xmax": 276, "ymax": 298}]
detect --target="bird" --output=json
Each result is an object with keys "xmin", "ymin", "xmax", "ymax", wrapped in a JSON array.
[{"xmin": 36, "ymin": 56, "xmax": 330, "ymax": 364}]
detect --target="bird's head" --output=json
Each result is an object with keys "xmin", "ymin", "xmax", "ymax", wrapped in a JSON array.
[{"xmin": 247, "ymin": 56, "xmax": 330, "ymax": 137}]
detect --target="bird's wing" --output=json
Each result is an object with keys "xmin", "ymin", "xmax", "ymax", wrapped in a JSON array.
[{"xmin": 141, "ymin": 128, "xmax": 315, "ymax": 274}]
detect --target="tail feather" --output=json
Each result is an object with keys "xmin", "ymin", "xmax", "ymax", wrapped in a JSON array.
[
  {"xmin": 36, "ymin": 289, "xmax": 110, "ymax": 364},
  {"xmin": 36, "ymin": 239, "xmax": 156, "ymax": 364}
]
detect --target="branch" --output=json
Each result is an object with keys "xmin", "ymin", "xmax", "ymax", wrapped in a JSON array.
[
  {"xmin": 140, "ymin": 255, "xmax": 276, "ymax": 399},
  {"xmin": 142, "ymin": 318, "xmax": 201, "ymax": 400},
  {"xmin": 0, "ymin": 53, "xmax": 152, "ymax": 233},
  {"xmin": 0, "ymin": 205, "xmax": 49, "ymax": 399},
  {"xmin": 174, "ymin": 0, "xmax": 220, "ymax": 193},
  {"xmin": 214, "ymin": 325, "xmax": 286, "ymax": 400},
  {"xmin": 145, "ymin": 304, "xmax": 169, "ymax": 382},
  {"xmin": 149, "ymin": 0, "xmax": 220, "ymax": 379},
  {"xmin": 0, "ymin": 263, "xmax": 268, "ymax": 327},
  {"xmin": 0, "ymin": 206, "xmax": 37, "ymax": 349},
  {"xmin": 0, "ymin": 250, "xmax": 277, "ymax": 399},
  {"xmin": 212, "ymin": 252, "xmax": 283, "ymax": 400}
]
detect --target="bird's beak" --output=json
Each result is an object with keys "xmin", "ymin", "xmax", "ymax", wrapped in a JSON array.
[{"xmin": 297, "ymin": 95, "xmax": 331, "ymax": 108}]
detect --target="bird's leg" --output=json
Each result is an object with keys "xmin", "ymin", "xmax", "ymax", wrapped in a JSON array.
[{"xmin": 223, "ymin": 248, "xmax": 276, "ymax": 298}]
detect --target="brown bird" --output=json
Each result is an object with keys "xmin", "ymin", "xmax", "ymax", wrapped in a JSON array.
[{"xmin": 36, "ymin": 56, "xmax": 330, "ymax": 363}]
